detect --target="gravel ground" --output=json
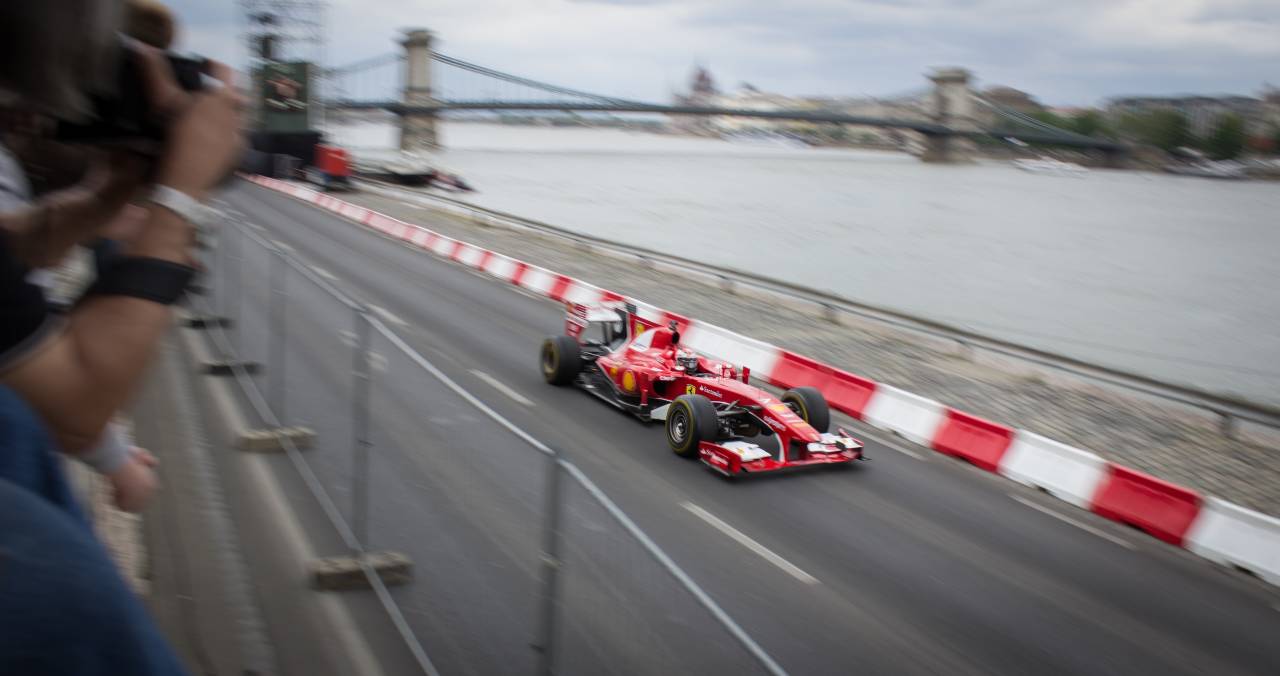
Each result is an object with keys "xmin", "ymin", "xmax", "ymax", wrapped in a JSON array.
[{"xmin": 255, "ymin": 183, "xmax": 1280, "ymax": 517}]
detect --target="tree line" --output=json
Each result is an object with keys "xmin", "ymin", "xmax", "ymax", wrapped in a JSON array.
[{"xmin": 1020, "ymin": 109, "xmax": 1279, "ymax": 160}]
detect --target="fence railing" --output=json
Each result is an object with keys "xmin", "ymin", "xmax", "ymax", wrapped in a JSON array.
[
  {"xmin": 198, "ymin": 201, "xmax": 786, "ymax": 676},
  {"xmin": 355, "ymin": 178, "xmax": 1280, "ymax": 436}
]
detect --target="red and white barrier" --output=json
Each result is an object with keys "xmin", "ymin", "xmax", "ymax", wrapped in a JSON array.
[
  {"xmin": 1186, "ymin": 498, "xmax": 1280, "ymax": 585},
  {"xmin": 245, "ymin": 175, "xmax": 1280, "ymax": 585},
  {"xmin": 862, "ymin": 385, "xmax": 946, "ymax": 446},
  {"xmin": 998, "ymin": 431, "xmax": 1107, "ymax": 509},
  {"xmin": 931, "ymin": 409, "xmax": 1014, "ymax": 472},
  {"xmin": 1090, "ymin": 464, "xmax": 1203, "ymax": 546}
]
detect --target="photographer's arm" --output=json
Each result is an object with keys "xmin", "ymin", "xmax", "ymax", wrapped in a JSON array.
[
  {"xmin": 2, "ymin": 206, "xmax": 190, "ymax": 452},
  {"xmin": 0, "ymin": 154, "xmax": 144, "ymax": 269},
  {"xmin": 0, "ymin": 72, "xmax": 241, "ymax": 453}
]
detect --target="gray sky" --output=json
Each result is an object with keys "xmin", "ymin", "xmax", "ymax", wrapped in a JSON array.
[{"xmin": 171, "ymin": 0, "xmax": 1279, "ymax": 106}]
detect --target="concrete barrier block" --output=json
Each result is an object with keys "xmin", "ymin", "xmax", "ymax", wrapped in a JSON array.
[
  {"xmin": 999, "ymin": 431, "xmax": 1107, "ymax": 509},
  {"xmin": 202, "ymin": 360, "xmax": 260, "ymax": 376},
  {"xmin": 235, "ymin": 426, "xmax": 316, "ymax": 453},
  {"xmin": 310, "ymin": 551, "xmax": 413, "ymax": 591},
  {"xmin": 862, "ymin": 385, "xmax": 945, "ymax": 446},
  {"xmin": 1186, "ymin": 497, "xmax": 1280, "ymax": 585}
]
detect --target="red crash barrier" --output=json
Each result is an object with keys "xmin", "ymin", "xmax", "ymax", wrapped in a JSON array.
[
  {"xmin": 547, "ymin": 275, "xmax": 575, "ymax": 303},
  {"xmin": 769, "ymin": 352, "xmax": 832, "ymax": 391},
  {"xmin": 931, "ymin": 409, "xmax": 1014, "ymax": 472},
  {"xmin": 1090, "ymin": 464, "xmax": 1203, "ymax": 546},
  {"xmin": 769, "ymin": 353, "xmax": 878, "ymax": 420},
  {"xmin": 826, "ymin": 370, "xmax": 878, "ymax": 420}
]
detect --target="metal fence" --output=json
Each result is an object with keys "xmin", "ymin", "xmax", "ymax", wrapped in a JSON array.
[{"xmin": 195, "ymin": 202, "xmax": 785, "ymax": 676}]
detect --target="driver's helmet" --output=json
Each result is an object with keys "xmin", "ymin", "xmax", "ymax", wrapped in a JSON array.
[{"xmin": 676, "ymin": 349, "xmax": 699, "ymax": 374}]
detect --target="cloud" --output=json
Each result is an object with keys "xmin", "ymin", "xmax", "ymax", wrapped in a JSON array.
[{"xmin": 162, "ymin": 0, "xmax": 1280, "ymax": 106}]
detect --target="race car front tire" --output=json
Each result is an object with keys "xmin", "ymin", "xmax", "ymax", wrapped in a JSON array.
[
  {"xmin": 541, "ymin": 336, "xmax": 582, "ymax": 386},
  {"xmin": 783, "ymin": 386, "xmax": 831, "ymax": 433},
  {"xmin": 666, "ymin": 394, "xmax": 718, "ymax": 458}
]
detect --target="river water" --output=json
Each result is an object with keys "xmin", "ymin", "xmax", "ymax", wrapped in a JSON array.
[{"xmin": 326, "ymin": 121, "xmax": 1280, "ymax": 406}]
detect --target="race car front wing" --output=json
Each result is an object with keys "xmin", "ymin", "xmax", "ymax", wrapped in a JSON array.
[{"xmin": 698, "ymin": 431, "xmax": 865, "ymax": 476}]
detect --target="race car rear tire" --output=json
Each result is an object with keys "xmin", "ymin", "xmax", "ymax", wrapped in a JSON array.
[
  {"xmin": 783, "ymin": 386, "xmax": 830, "ymax": 433},
  {"xmin": 666, "ymin": 394, "xmax": 718, "ymax": 458},
  {"xmin": 541, "ymin": 336, "xmax": 582, "ymax": 386}
]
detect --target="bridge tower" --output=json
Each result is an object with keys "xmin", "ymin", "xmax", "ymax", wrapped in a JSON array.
[
  {"xmin": 920, "ymin": 67, "xmax": 978, "ymax": 164},
  {"xmin": 399, "ymin": 28, "xmax": 438, "ymax": 150}
]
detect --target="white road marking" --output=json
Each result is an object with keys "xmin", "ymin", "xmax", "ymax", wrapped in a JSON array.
[
  {"xmin": 682, "ymin": 502, "xmax": 819, "ymax": 585},
  {"xmin": 269, "ymin": 238, "xmax": 295, "ymax": 253},
  {"xmin": 309, "ymin": 264, "xmax": 338, "ymax": 281},
  {"xmin": 828, "ymin": 418, "xmax": 924, "ymax": 460},
  {"xmin": 470, "ymin": 370, "xmax": 534, "ymax": 407},
  {"xmin": 1009, "ymin": 494, "xmax": 1137, "ymax": 550},
  {"xmin": 338, "ymin": 330, "xmax": 356, "ymax": 348},
  {"xmin": 368, "ymin": 352, "xmax": 388, "ymax": 373},
  {"xmin": 370, "ymin": 304, "xmax": 408, "ymax": 327}
]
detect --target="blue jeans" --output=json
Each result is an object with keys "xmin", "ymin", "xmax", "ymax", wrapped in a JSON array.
[{"xmin": 0, "ymin": 386, "xmax": 189, "ymax": 675}]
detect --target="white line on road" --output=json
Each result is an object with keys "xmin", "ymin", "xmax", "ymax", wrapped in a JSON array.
[
  {"xmin": 370, "ymin": 304, "xmax": 408, "ymax": 327},
  {"xmin": 1009, "ymin": 494, "xmax": 1137, "ymax": 550},
  {"xmin": 846, "ymin": 425, "xmax": 925, "ymax": 460},
  {"xmin": 682, "ymin": 502, "xmax": 819, "ymax": 585},
  {"xmin": 470, "ymin": 370, "xmax": 534, "ymax": 406},
  {"xmin": 269, "ymin": 238, "xmax": 295, "ymax": 253},
  {"xmin": 309, "ymin": 264, "xmax": 338, "ymax": 281}
]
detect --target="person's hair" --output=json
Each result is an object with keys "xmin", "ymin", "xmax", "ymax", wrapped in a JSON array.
[{"xmin": 0, "ymin": 1, "xmax": 124, "ymax": 121}]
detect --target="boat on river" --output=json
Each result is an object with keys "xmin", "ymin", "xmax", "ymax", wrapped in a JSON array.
[
  {"xmin": 1164, "ymin": 160, "xmax": 1247, "ymax": 180},
  {"xmin": 1012, "ymin": 157, "xmax": 1089, "ymax": 177},
  {"xmin": 351, "ymin": 149, "xmax": 475, "ymax": 191}
]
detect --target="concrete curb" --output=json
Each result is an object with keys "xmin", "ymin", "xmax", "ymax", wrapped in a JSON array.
[{"xmin": 245, "ymin": 175, "xmax": 1280, "ymax": 588}]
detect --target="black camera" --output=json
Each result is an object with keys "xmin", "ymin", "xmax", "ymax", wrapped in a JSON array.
[{"xmin": 54, "ymin": 47, "xmax": 208, "ymax": 152}]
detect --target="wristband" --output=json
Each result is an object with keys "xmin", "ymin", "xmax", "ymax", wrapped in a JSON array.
[
  {"xmin": 84, "ymin": 256, "xmax": 197, "ymax": 305},
  {"xmin": 77, "ymin": 423, "xmax": 132, "ymax": 475},
  {"xmin": 148, "ymin": 185, "xmax": 215, "ymax": 229}
]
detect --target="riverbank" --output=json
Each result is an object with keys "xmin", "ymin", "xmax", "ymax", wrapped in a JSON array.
[{"xmin": 326, "ymin": 184, "xmax": 1280, "ymax": 516}]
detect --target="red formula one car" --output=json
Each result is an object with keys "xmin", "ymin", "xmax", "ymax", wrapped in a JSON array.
[{"xmin": 540, "ymin": 302, "xmax": 864, "ymax": 476}]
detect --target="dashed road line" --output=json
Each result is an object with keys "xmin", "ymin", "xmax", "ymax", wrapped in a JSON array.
[
  {"xmin": 309, "ymin": 264, "xmax": 338, "ymax": 281},
  {"xmin": 470, "ymin": 370, "xmax": 535, "ymax": 407},
  {"xmin": 830, "ymin": 417, "xmax": 924, "ymax": 460},
  {"xmin": 682, "ymin": 501, "xmax": 819, "ymax": 585},
  {"xmin": 370, "ymin": 304, "xmax": 409, "ymax": 327},
  {"xmin": 1010, "ymin": 494, "xmax": 1136, "ymax": 550},
  {"xmin": 269, "ymin": 238, "xmax": 295, "ymax": 253}
]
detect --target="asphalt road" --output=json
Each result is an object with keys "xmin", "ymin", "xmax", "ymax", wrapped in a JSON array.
[{"xmin": 217, "ymin": 180, "xmax": 1280, "ymax": 676}]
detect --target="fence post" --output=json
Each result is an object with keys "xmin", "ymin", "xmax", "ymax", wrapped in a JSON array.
[
  {"xmin": 228, "ymin": 222, "xmax": 243, "ymax": 353},
  {"xmin": 213, "ymin": 220, "xmax": 229, "ymax": 358},
  {"xmin": 533, "ymin": 455, "xmax": 565, "ymax": 676},
  {"xmin": 350, "ymin": 306, "xmax": 374, "ymax": 553},
  {"xmin": 269, "ymin": 245, "xmax": 289, "ymax": 422}
]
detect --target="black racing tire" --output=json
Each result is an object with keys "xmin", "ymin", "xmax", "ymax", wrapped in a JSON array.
[
  {"xmin": 783, "ymin": 386, "xmax": 830, "ymax": 433},
  {"xmin": 540, "ymin": 336, "xmax": 582, "ymax": 386},
  {"xmin": 666, "ymin": 394, "xmax": 718, "ymax": 458}
]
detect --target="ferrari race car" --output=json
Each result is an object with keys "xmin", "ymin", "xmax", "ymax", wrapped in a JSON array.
[{"xmin": 540, "ymin": 302, "xmax": 865, "ymax": 476}]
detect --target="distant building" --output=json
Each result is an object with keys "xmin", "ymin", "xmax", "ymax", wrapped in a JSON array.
[
  {"xmin": 1105, "ymin": 95, "xmax": 1272, "ymax": 137},
  {"xmin": 671, "ymin": 65, "xmax": 720, "ymax": 135}
]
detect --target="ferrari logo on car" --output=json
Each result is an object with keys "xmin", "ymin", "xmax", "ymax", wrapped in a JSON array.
[{"xmin": 686, "ymin": 384, "xmax": 697, "ymax": 395}]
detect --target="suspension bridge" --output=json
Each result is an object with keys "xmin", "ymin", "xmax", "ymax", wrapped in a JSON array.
[{"xmin": 322, "ymin": 28, "xmax": 1125, "ymax": 163}]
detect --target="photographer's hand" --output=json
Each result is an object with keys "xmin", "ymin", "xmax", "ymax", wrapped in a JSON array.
[
  {"xmin": 152, "ymin": 58, "xmax": 244, "ymax": 202},
  {"xmin": 0, "ymin": 151, "xmax": 147, "ymax": 268}
]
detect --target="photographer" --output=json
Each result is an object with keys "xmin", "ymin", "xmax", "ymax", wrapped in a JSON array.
[
  {"xmin": 0, "ymin": 1, "xmax": 240, "ymax": 672},
  {"xmin": 1, "ymin": 3, "xmax": 241, "ymax": 464}
]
